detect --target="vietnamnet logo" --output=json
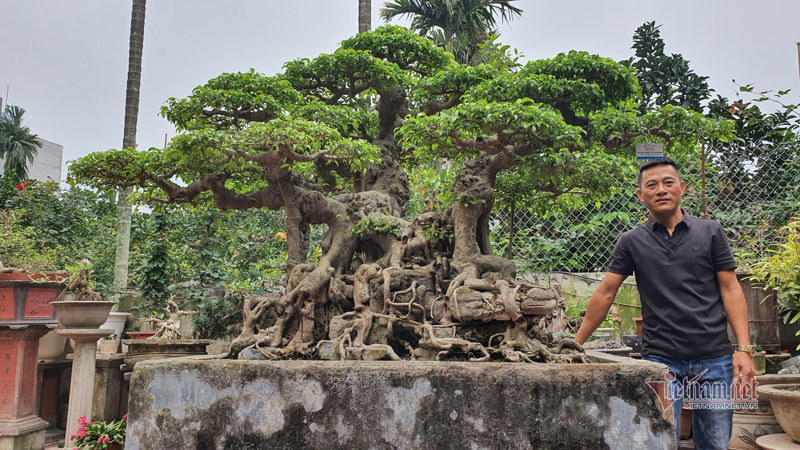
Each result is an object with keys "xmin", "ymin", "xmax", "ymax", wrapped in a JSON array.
[{"xmin": 646, "ymin": 369, "xmax": 759, "ymax": 410}]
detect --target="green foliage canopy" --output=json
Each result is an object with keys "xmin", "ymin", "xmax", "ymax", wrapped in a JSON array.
[{"xmin": 69, "ymin": 26, "xmax": 734, "ymax": 243}]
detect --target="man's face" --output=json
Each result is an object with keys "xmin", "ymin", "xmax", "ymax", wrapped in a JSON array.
[{"xmin": 636, "ymin": 164, "xmax": 686, "ymax": 215}]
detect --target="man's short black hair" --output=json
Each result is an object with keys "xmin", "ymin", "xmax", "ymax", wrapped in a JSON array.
[{"xmin": 637, "ymin": 157, "xmax": 680, "ymax": 186}]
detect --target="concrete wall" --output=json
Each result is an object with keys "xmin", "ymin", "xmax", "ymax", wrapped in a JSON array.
[{"xmin": 126, "ymin": 356, "xmax": 674, "ymax": 449}]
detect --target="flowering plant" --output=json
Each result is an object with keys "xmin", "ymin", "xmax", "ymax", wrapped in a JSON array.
[{"xmin": 71, "ymin": 415, "xmax": 126, "ymax": 449}]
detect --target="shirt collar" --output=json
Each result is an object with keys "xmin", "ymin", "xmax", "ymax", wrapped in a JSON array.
[{"xmin": 645, "ymin": 209, "xmax": 692, "ymax": 231}]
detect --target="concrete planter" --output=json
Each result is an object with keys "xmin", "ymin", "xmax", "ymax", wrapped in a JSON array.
[
  {"xmin": 0, "ymin": 272, "xmax": 66, "ymax": 328},
  {"xmin": 0, "ymin": 272, "xmax": 66, "ymax": 448},
  {"xmin": 122, "ymin": 339, "xmax": 211, "ymax": 369},
  {"xmin": 125, "ymin": 354, "xmax": 675, "ymax": 449},
  {"xmin": 37, "ymin": 329, "xmax": 67, "ymax": 360},
  {"xmin": 52, "ymin": 300, "xmax": 115, "ymax": 329},
  {"xmin": 100, "ymin": 311, "xmax": 129, "ymax": 339},
  {"xmin": 98, "ymin": 339, "xmax": 120, "ymax": 354},
  {"xmin": 756, "ymin": 384, "xmax": 800, "ymax": 443},
  {"xmin": 729, "ymin": 374, "xmax": 800, "ymax": 449}
]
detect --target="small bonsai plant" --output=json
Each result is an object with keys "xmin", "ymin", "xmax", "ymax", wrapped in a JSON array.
[
  {"xmin": 71, "ymin": 414, "xmax": 126, "ymax": 449},
  {"xmin": 748, "ymin": 215, "xmax": 800, "ymax": 350},
  {"xmin": 62, "ymin": 259, "xmax": 104, "ymax": 301},
  {"xmin": 148, "ymin": 296, "xmax": 192, "ymax": 340}
]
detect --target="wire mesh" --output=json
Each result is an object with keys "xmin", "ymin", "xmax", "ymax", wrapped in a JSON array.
[{"xmin": 491, "ymin": 143, "xmax": 800, "ymax": 274}]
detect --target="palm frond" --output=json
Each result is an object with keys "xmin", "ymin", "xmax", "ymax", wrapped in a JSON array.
[{"xmin": 0, "ymin": 105, "xmax": 41, "ymax": 183}]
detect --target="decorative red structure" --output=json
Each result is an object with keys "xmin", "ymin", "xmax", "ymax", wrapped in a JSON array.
[{"xmin": 0, "ymin": 273, "xmax": 65, "ymax": 449}]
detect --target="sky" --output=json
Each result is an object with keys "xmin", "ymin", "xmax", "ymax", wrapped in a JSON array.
[{"xmin": 2, "ymin": 0, "xmax": 799, "ymax": 182}]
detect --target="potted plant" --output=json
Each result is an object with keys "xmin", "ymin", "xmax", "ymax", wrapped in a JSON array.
[
  {"xmin": 122, "ymin": 297, "xmax": 211, "ymax": 369},
  {"xmin": 52, "ymin": 260, "xmax": 115, "ymax": 329},
  {"xmin": 749, "ymin": 214, "xmax": 800, "ymax": 441},
  {"xmin": 748, "ymin": 216, "xmax": 800, "ymax": 351},
  {"xmin": 633, "ymin": 317, "xmax": 643, "ymax": 335},
  {"xmin": 752, "ymin": 344, "xmax": 766, "ymax": 376},
  {"xmin": 98, "ymin": 333, "xmax": 119, "ymax": 355},
  {"xmin": 70, "ymin": 414, "xmax": 126, "ymax": 449},
  {"xmin": 0, "ymin": 209, "xmax": 66, "ymax": 325}
]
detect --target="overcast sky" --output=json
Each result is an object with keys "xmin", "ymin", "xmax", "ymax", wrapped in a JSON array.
[{"xmin": 2, "ymin": 1, "xmax": 799, "ymax": 181}]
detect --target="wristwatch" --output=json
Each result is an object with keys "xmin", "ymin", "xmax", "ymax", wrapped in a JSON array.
[{"xmin": 735, "ymin": 345, "xmax": 756, "ymax": 357}]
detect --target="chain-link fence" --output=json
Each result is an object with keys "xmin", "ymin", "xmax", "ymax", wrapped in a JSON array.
[{"xmin": 491, "ymin": 143, "xmax": 800, "ymax": 274}]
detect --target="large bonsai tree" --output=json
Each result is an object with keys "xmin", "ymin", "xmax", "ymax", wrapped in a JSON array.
[{"xmin": 70, "ymin": 26, "xmax": 731, "ymax": 362}]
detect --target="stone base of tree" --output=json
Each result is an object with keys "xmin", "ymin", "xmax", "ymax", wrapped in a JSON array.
[{"xmin": 125, "ymin": 353, "xmax": 675, "ymax": 449}]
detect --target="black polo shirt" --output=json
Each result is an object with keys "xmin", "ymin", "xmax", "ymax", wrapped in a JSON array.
[{"xmin": 607, "ymin": 211, "xmax": 737, "ymax": 359}]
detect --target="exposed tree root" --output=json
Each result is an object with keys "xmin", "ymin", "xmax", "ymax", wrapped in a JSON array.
[{"xmin": 231, "ymin": 200, "xmax": 588, "ymax": 364}]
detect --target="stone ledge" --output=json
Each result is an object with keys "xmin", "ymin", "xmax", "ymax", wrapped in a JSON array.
[
  {"xmin": 0, "ymin": 416, "xmax": 49, "ymax": 436},
  {"xmin": 126, "ymin": 357, "xmax": 674, "ymax": 449}
]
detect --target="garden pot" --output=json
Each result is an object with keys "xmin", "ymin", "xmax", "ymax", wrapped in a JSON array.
[
  {"xmin": 728, "ymin": 374, "xmax": 800, "ymax": 449},
  {"xmin": 680, "ymin": 407, "xmax": 692, "ymax": 439},
  {"xmin": 37, "ymin": 328, "xmax": 67, "ymax": 360},
  {"xmin": 102, "ymin": 311, "xmax": 129, "ymax": 337},
  {"xmin": 753, "ymin": 351, "xmax": 766, "ymax": 376},
  {"xmin": 756, "ymin": 383, "xmax": 800, "ymax": 443},
  {"xmin": 589, "ymin": 346, "xmax": 633, "ymax": 357},
  {"xmin": 52, "ymin": 299, "xmax": 115, "ymax": 329},
  {"xmin": 97, "ymin": 311, "xmax": 130, "ymax": 345},
  {"xmin": 125, "ymin": 330, "xmax": 157, "ymax": 340},
  {"xmin": 121, "ymin": 338, "xmax": 212, "ymax": 368},
  {"xmin": 622, "ymin": 334, "xmax": 642, "ymax": 353},
  {"xmin": 0, "ymin": 272, "xmax": 66, "ymax": 328},
  {"xmin": 633, "ymin": 317, "xmax": 643, "ymax": 335},
  {"xmin": 98, "ymin": 338, "xmax": 119, "ymax": 354}
]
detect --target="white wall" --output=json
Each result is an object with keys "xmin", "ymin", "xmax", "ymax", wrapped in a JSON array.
[{"xmin": 0, "ymin": 137, "xmax": 63, "ymax": 183}]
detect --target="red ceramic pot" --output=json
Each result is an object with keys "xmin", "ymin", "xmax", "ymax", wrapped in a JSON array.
[{"xmin": 125, "ymin": 330, "xmax": 157, "ymax": 340}]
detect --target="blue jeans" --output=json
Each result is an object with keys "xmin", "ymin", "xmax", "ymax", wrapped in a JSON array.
[{"xmin": 643, "ymin": 355, "xmax": 733, "ymax": 450}]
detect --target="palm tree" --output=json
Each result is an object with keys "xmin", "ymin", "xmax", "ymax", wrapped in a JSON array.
[
  {"xmin": 359, "ymin": 0, "xmax": 371, "ymax": 33},
  {"xmin": 113, "ymin": 0, "xmax": 146, "ymax": 294},
  {"xmin": 0, "ymin": 105, "xmax": 42, "ymax": 184},
  {"xmin": 380, "ymin": 0, "xmax": 522, "ymax": 64}
]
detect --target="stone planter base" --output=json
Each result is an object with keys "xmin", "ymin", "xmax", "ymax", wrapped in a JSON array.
[
  {"xmin": 757, "ymin": 384, "xmax": 800, "ymax": 444},
  {"xmin": 0, "ymin": 428, "xmax": 45, "ymax": 450},
  {"xmin": 729, "ymin": 374, "xmax": 800, "ymax": 449},
  {"xmin": 125, "ymin": 354, "xmax": 675, "ymax": 449},
  {"xmin": 755, "ymin": 433, "xmax": 800, "ymax": 449}
]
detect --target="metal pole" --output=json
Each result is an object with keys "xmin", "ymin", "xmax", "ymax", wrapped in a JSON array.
[
  {"xmin": 796, "ymin": 42, "xmax": 800, "ymax": 87},
  {"xmin": 506, "ymin": 204, "xmax": 515, "ymax": 259},
  {"xmin": 701, "ymin": 143, "xmax": 707, "ymax": 217}
]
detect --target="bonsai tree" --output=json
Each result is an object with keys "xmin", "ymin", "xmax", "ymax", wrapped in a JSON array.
[
  {"xmin": 70, "ymin": 26, "xmax": 732, "ymax": 362},
  {"xmin": 63, "ymin": 259, "xmax": 104, "ymax": 301}
]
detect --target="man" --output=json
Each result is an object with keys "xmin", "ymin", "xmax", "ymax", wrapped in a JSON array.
[{"xmin": 575, "ymin": 158, "xmax": 754, "ymax": 450}]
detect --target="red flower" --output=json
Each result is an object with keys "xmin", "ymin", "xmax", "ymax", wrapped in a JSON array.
[{"xmin": 15, "ymin": 183, "xmax": 29, "ymax": 191}]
